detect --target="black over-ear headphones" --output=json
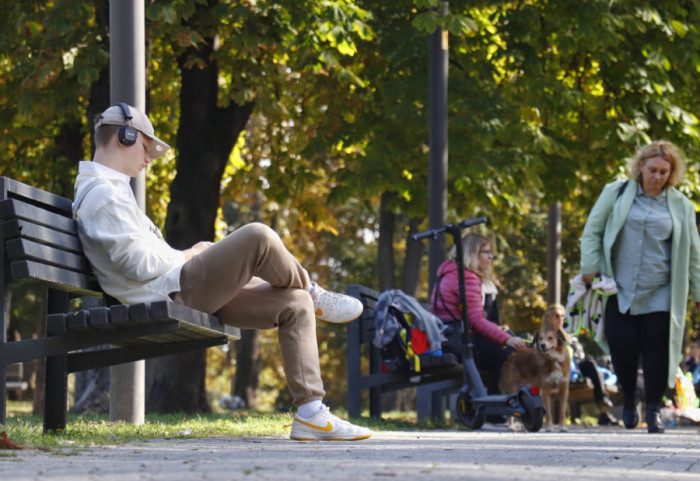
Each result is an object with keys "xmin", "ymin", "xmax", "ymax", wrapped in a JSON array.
[{"xmin": 116, "ymin": 102, "xmax": 139, "ymax": 147}]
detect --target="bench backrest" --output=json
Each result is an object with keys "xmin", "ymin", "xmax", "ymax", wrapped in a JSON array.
[
  {"xmin": 0, "ymin": 176, "xmax": 101, "ymax": 297},
  {"xmin": 345, "ymin": 284, "xmax": 379, "ymax": 346}
]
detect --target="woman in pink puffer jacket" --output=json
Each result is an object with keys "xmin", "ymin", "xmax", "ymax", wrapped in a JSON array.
[{"xmin": 430, "ymin": 232, "xmax": 526, "ymax": 394}]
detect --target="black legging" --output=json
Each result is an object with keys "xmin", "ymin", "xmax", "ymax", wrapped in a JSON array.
[
  {"xmin": 578, "ymin": 358, "xmax": 607, "ymax": 406},
  {"xmin": 604, "ymin": 295, "xmax": 670, "ymax": 405},
  {"xmin": 473, "ymin": 332, "xmax": 515, "ymax": 394}
]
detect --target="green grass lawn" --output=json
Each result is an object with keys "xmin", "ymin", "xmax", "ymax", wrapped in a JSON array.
[
  {"xmin": 0, "ymin": 401, "xmax": 441, "ymax": 452},
  {"xmin": 1, "ymin": 400, "xmax": 600, "ymax": 453}
]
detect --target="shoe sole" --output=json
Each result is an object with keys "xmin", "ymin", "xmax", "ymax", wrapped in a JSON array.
[
  {"xmin": 315, "ymin": 311, "xmax": 363, "ymax": 324},
  {"xmin": 290, "ymin": 433, "xmax": 372, "ymax": 441}
]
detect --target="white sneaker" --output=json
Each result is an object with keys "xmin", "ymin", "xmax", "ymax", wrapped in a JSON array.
[
  {"xmin": 290, "ymin": 405, "xmax": 371, "ymax": 441},
  {"xmin": 311, "ymin": 284, "xmax": 363, "ymax": 324}
]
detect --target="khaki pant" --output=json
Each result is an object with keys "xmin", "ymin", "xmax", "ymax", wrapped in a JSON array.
[{"xmin": 173, "ymin": 222, "xmax": 325, "ymax": 406}]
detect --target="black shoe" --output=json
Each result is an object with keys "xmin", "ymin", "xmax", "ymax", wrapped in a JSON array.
[
  {"xmin": 598, "ymin": 411, "xmax": 620, "ymax": 426},
  {"xmin": 646, "ymin": 403, "xmax": 665, "ymax": 434},
  {"xmin": 622, "ymin": 402, "xmax": 639, "ymax": 429}
]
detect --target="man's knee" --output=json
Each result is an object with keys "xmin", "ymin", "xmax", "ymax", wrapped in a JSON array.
[
  {"xmin": 277, "ymin": 288, "xmax": 315, "ymax": 327},
  {"xmin": 236, "ymin": 222, "xmax": 281, "ymax": 248}
]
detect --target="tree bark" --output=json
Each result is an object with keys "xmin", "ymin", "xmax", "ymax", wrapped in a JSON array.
[
  {"xmin": 146, "ymin": 30, "xmax": 254, "ymax": 412},
  {"xmin": 232, "ymin": 329, "xmax": 261, "ymax": 409},
  {"xmin": 401, "ymin": 216, "xmax": 425, "ymax": 298},
  {"xmin": 378, "ymin": 191, "xmax": 396, "ymax": 291}
]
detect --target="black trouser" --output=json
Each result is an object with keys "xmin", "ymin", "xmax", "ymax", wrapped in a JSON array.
[
  {"xmin": 604, "ymin": 295, "xmax": 670, "ymax": 406},
  {"xmin": 578, "ymin": 358, "xmax": 607, "ymax": 406},
  {"xmin": 473, "ymin": 332, "xmax": 515, "ymax": 395}
]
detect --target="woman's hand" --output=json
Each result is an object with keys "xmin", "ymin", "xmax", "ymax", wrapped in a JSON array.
[
  {"xmin": 581, "ymin": 273, "xmax": 597, "ymax": 285},
  {"xmin": 505, "ymin": 336, "xmax": 527, "ymax": 351},
  {"xmin": 183, "ymin": 241, "xmax": 213, "ymax": 261}
]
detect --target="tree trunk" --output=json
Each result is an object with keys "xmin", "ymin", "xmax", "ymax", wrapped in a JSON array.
[
  {"xmin": 146, "ymin": 27, "xmax": 254, "ymax": 412},
  {"xmin": 401, "ymin": 216, "xmax": 425, "ymax": 298},
  {"xmin": 378, "ymin": 191, "xmax": 396, "ymax": 291},
  {"xmin": 232, "ymin": 329, "xmax": 261, "ymax": 409}
]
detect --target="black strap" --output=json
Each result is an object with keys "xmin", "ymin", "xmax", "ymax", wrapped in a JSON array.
[
  {"xmin": 433, "ymin": 267, "xmax": 462, "ymax": 323},
  {"xmin": 616, "ymin": 180, "xmax": 629, "ymax": 199}
]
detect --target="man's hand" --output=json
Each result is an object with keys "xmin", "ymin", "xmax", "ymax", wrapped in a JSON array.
[{"xmin": 183, "ymin": 241, "xmax": 213, "ymax": 261}]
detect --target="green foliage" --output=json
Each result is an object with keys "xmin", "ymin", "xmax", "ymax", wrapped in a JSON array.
[{"xmin": 3, "ymin": 0, "xmax": 700, "ymax": 410}]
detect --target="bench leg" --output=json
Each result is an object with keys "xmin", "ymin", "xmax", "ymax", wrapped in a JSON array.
[
  {"xmin": 1, "ymin": 260, "xmax": 7, "ymax": 425},
  {"xmin": 44, "ymin": 288, "xmax": 69, "ymax": 432},
  {"xmin": 416, "ymin": 386, "xmax": 432, "ymax": 422},
  {"xmin": 0, "ymin": 365, "xmax": 6, "ymax": 425},
  {"xmin": 44, "ymin": 353, "xmax": 68, "ymax": 432},
  {"xmin": 416, "ymin": 385, "xmax": 447, "ymax": 423},
  {"xmin": 368, "ymin": 347, "xmax": 383, "ymax": 418},
  {"xmin": 346, "ymin": 319, "xmax": 362, "ymax": 417}
]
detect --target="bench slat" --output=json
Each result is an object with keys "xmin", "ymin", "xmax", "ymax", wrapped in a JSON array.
[
  {"xmin": 0, "ymin": 198, "xmax": 75, "ymax": 235},
  {"xmin": 151, "ymin": 300, "xmax": 240, "ymax": 340},
  {"xmin": 10, "ymin": 259, "xmax": 101, "ymax": 295},
  {"xmin": 2, "ymin": 219, "xmax": 83, "ymax": 253},
  {"xmin": 0, "ymin": 176, "xmax": 73, "ymax": 213},
  {"xmin": 87, "ymin": 307, "xmax": 113, "ymax": 329},
  {"xmin": 6, "ymin": 238, "xmax": 92, "ymax": 273}
]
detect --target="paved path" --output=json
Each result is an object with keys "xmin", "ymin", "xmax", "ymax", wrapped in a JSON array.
[{"xmin": 2, "ymin": 425, "xmax": 699, "ymax": 480}]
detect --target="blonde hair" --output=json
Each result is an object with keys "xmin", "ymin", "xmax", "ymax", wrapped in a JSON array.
[
  {"xmin": 448, "ymin": 232, "xmax": 493, "ymax": 282},
  {"xmin": 542, "ymin": 304, "xmax": 566, "ymax": 331},
  {"xmin": 626, "ymin": 140, "xmax": 686, "ymax": 188}
]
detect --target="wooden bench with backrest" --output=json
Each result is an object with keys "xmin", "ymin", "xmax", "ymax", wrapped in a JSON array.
[
  {"xmin": 346, "ymin": 284, "xmax": 622, "ymax": 424},
  {"xmin": 0, "ymin": 176, "xmax": 240, "ymax": 431},
  {"xmin": 345, "ymin": 284, "xmax": 463, "ymax": 422},
  {"xmin": 5, "ymin": 363, "xmax": 28, "ymax": 396}
]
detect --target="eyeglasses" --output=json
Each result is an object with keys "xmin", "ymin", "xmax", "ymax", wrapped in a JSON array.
[{"xmin": 479, "ymin": 250, "xmax": 493, "ymax": 255}]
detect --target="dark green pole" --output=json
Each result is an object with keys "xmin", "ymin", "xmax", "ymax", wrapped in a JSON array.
[{"xmin": 428, "ymin": 3, "xmax": 449, "ymax": 293}]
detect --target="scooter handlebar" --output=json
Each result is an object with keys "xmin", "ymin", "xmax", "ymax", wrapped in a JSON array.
[
  {"xmin": 411, "ymin": 230, "xmax": 441, "ymax": 241},
  {"xmin": 458, "ymin": 216, "xmax": 488, "ymax": 229},
  {"xmin": 411, "ymin": 217, "xmax": 488, "ymax": 242}
]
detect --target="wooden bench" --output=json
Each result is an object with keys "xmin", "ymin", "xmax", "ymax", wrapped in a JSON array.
[
  {"xmin": 5, "ymin": 363, "xmax": 28, "ymax": 395},
  {"xmin": 0, "ymin": 176, "xmax": 240, "ymax": 431},
  {"xmin": 567, "ymin": 379, "xmax": 623, "ymax": 419},
  {"xmin": 345, "ymin": 284, "xmax": 463, "ymax": 422}
]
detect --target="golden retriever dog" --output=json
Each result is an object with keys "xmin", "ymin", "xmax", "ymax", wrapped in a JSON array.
[{"xmin": 499, "ymin": 326, "xmax": 571, "ymax": 432}]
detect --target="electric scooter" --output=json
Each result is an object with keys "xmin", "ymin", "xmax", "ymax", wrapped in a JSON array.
[{"xmin": 412, "ymin": 217, "xmax": 544, "ymax": 432}]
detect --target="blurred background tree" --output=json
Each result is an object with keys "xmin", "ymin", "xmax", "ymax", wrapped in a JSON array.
[{"xmin": 2, "ymin": 0, "xmax": 699, "ymax": 413}]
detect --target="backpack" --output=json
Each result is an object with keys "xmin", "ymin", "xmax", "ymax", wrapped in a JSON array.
[{"xmin": 372, "ymin": 289, "xmax": 445, "ymax": 372}]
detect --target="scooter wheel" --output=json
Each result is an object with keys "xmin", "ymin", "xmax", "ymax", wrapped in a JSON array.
[
  {"xmin": 455, "ymin": 391, "xmax": 485, "ymax": 430},
  {"xmin": 519, "ymin": 391, "xmax": 544, "ymax": 432}
]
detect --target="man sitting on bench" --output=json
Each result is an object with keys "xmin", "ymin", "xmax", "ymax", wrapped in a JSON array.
[{"xmin": 72, "ymin": 103, "xmax": 370, "ymax": 442}]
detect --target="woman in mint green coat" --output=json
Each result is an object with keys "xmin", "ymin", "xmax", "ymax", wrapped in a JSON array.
[{"xmin": 580, "ymin": 140, "xmax": 700, "ymax": 433}]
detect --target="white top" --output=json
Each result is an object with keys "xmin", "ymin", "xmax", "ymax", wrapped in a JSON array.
[{"xmin": 73, "ymin": 161, "xmax": 186, "ymax": 304}]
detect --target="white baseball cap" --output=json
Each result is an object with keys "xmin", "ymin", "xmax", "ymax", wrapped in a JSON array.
[{"xmin": 95, "ymin": 104, "xmax": 171, "ymax": 159}]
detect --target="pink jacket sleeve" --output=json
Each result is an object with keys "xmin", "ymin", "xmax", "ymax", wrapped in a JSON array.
[{"xmin": 463, "ymin": 271, "xmax": 510, "ymax": 346}]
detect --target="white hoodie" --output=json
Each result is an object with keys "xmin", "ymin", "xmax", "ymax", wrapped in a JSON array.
[{"xmin": 72, "ymin": 161, "xmax": 186, "ymax": 305}]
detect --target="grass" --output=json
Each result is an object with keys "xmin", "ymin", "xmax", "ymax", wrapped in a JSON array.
[
  {"xmin": 1, "ymin": 401, "xmax": 447, "ymax": 452},
  {"xmin": 2, "ymin": 400, "xmax": 599, "ymax": 453}
]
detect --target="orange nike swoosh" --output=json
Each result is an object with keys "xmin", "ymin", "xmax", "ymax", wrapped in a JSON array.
[{"xmin": 296, "ymin": 418, "xmax": 333, "ymax": 432}]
